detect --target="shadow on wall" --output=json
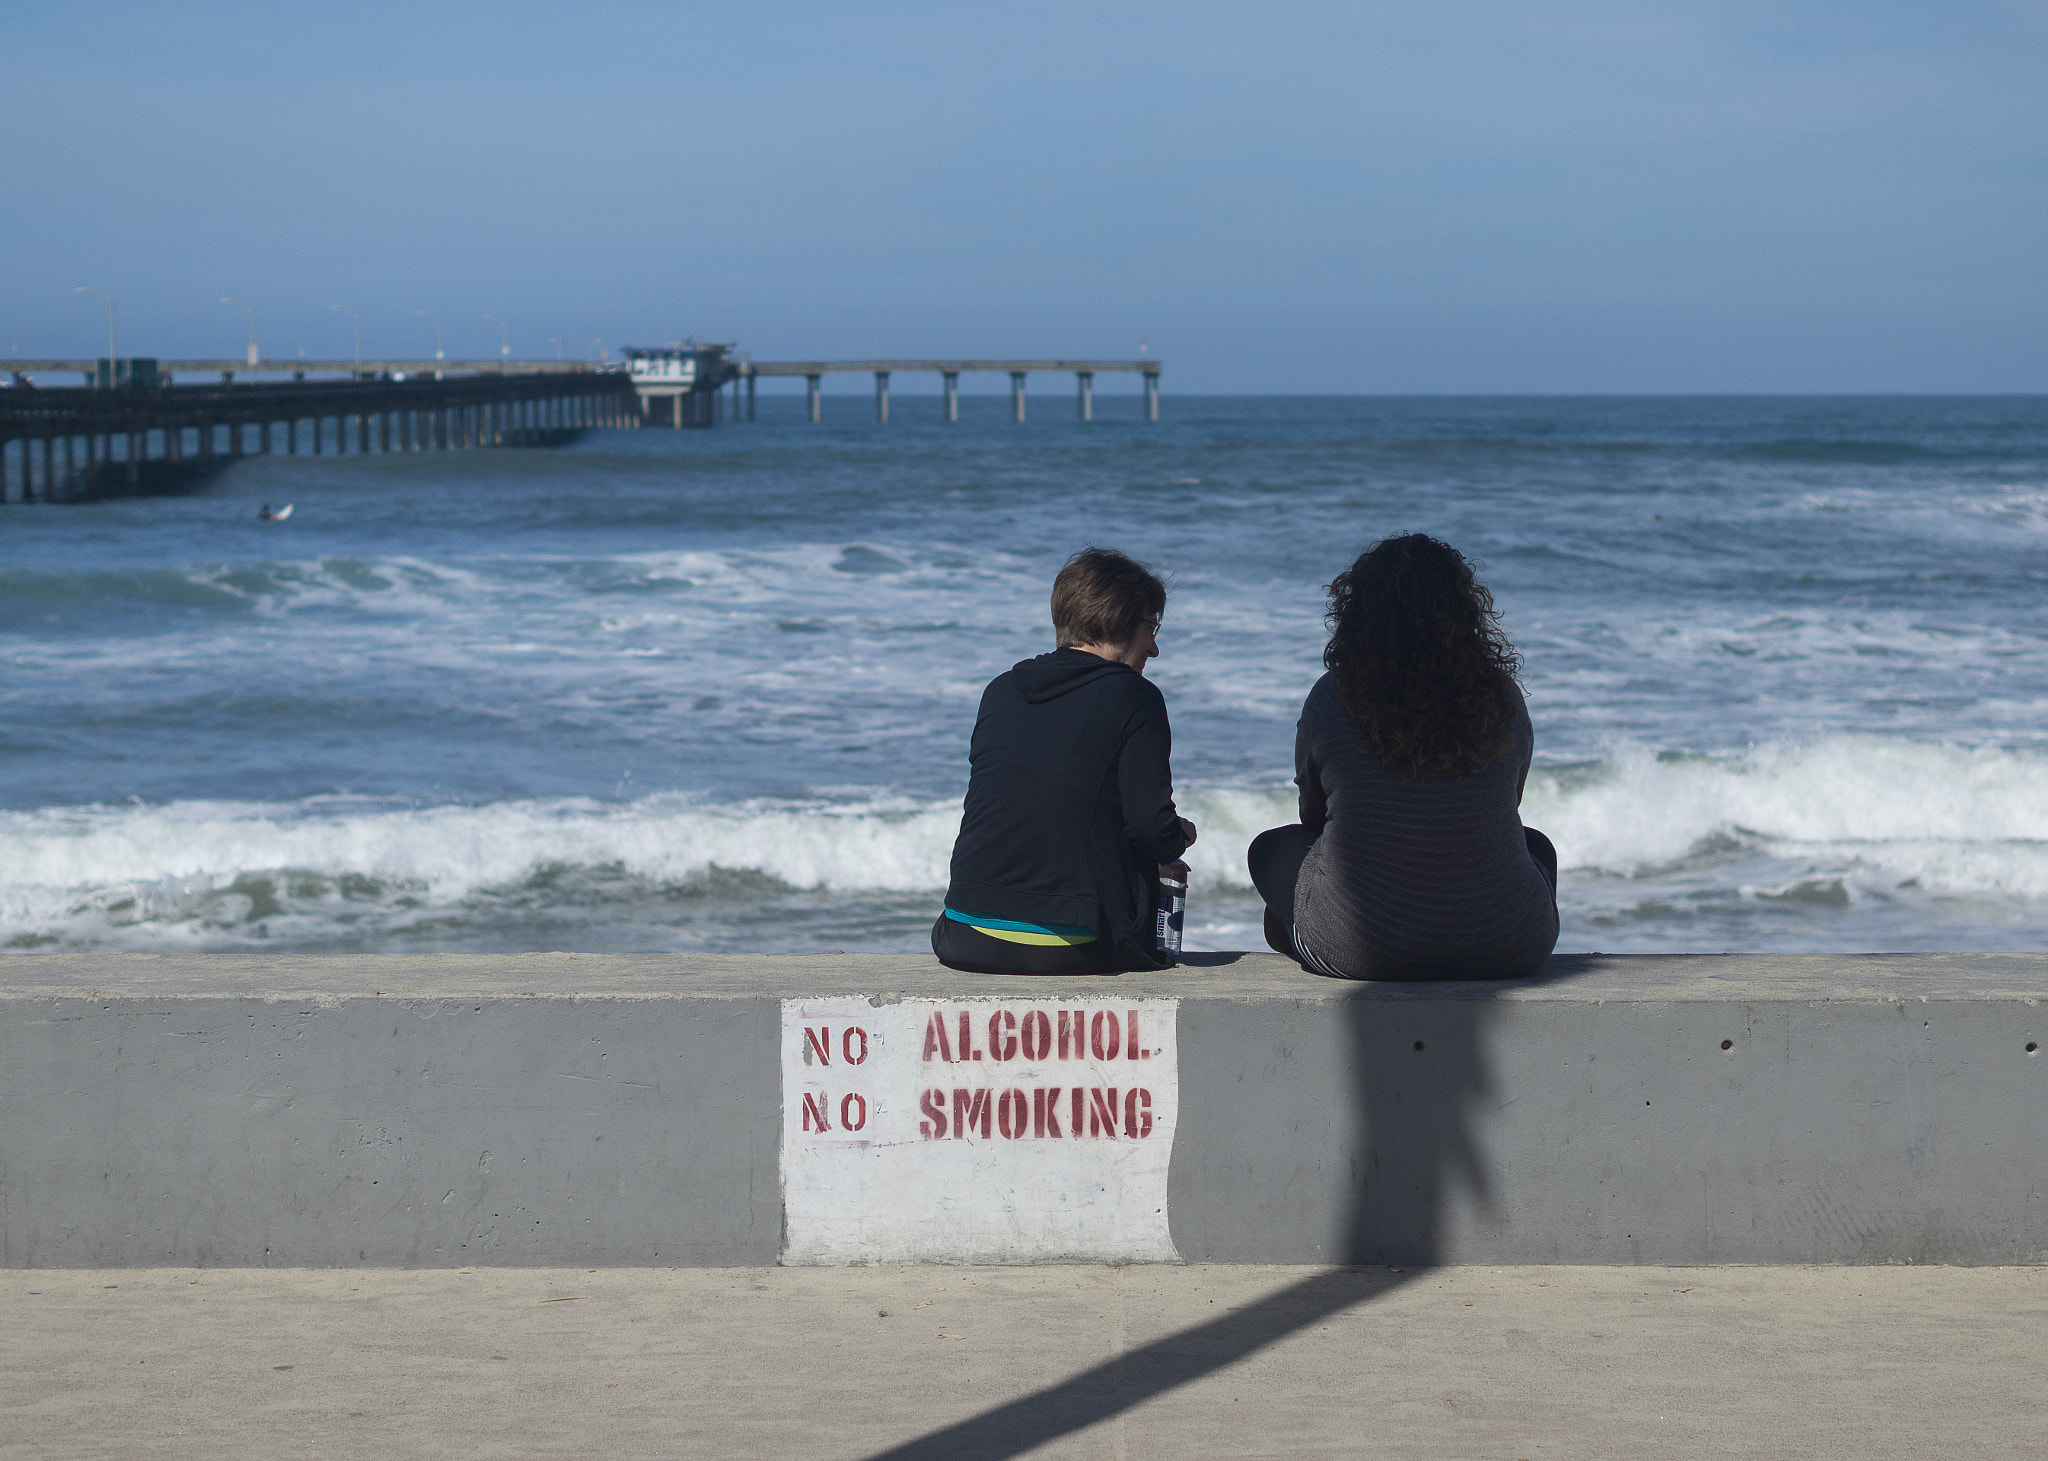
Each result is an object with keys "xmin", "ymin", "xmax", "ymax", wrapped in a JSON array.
[{"xmin": 864, "ymin": 951, "xmax": 1587, "ymax": 1461}]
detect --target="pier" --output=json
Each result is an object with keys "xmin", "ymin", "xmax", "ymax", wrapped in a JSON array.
[
  {"xmin": 1, "ymin": 350, "xmax": 1165, "ymax": 501},
  {"xmin": 0, "ymin": 363, "xmax": 635, "ymax": 502},
  {"xmin": 626, "ymin": 347, "xmax": 1163, "ymax": 426}
]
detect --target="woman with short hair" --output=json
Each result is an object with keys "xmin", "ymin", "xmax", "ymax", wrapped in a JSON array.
[
  {"xmin": 934, "ymin": 547, "xmax": 1197, "ymax": 974},
  {"xmin": 1250, "ymin": 534, "xmax": 1558, "ymax": 980}
]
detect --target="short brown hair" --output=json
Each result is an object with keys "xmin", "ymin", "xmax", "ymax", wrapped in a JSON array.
[{"xmin": 1051, "ymin": 547, "xmax": 1166, "ymax": 648}]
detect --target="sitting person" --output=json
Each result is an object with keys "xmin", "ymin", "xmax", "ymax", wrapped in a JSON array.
[
  {"xmin": 1249, "ymin": 533, "xmax": 1558, "ymax": 980},
  {"xmin": 934, "ymin": 547, "xmax": 1197, "ymax": 974}
]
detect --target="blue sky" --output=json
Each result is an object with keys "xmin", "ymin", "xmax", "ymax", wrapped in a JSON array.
[{"xmin": 5, "ymin": 2, "xmax": 2042, "ymax": 392}]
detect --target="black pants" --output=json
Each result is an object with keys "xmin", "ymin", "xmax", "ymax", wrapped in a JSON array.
[
  {"xmin": 1247, "ymin": 823, "xmax": 1558, "ymax": 959},
  {"xmin": 930, "ymin": 915, "xmax": 1129, "ymax": 975}
]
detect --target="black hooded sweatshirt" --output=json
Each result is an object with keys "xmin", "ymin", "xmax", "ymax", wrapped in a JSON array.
[{"xmin": 944, "ymin": 648, "xmax": 1191, "ymax": 971}]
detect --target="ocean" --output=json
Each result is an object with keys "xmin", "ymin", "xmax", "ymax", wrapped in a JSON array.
[{"xmin": 2, "ymin": 392, "xmax": 2044, "ymax": 957}]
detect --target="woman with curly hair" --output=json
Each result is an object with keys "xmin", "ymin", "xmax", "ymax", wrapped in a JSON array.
[{"xmin": 1248, "ymin": 534, "xmax": 1558, "ymax": 980}]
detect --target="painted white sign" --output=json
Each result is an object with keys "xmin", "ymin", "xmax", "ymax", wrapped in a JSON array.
[{"xmin": 780, "ymin": 996, "xmax": 1181, "ymax": 1264}]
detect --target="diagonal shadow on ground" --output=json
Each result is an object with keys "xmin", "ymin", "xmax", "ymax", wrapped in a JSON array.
[
  {"xmin": 861, "ymin": 1266, "xmax": 1420, "ymax": 1461},
  {"xmin": 864, "ymin": 954, "xmax": 1585, "ymax": 1460}
]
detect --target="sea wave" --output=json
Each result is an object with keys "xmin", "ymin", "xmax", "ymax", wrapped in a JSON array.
[
  {"xmin": 0, "ymin": 793, "xmax": 972, "ymax": 952},
  {"xmin": 1527, "ymin": 737, "xmax": 2048, "ymax": 890},
  {"xmin": 3, "ymin": 735, "xmax": 2046, "ymax": 951}
]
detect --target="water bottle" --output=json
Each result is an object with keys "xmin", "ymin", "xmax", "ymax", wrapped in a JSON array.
[{"xmin": 1156, "ymin": 862, "xmax": 1188, "ymax": 955}]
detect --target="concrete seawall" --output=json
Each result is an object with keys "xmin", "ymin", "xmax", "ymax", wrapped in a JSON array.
[{"xmin": 2, "ymin": 952, "xmax": 2042, "ymax": 1267}]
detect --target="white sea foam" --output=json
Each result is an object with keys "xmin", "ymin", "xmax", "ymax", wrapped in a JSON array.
[
  {"xmin": 4, "ymin": 736, "xmax": 2045, "ymax": 951},
  {"xmin": 0, "ymin": 793, "xmax": 956, "ymax": 908},
  {"xmin": 1528, "ymin": 737, "xmax": 2048, "ymax": 894}
]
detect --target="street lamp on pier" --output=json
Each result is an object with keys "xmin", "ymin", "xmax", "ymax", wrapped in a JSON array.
[
  {"xmin": 330, "ymin": 305, "xmax": 362, "ymax": 375},
  {"xmin": 415, "ymin": 310, "xmax": 445, "ymax": 364},
  {"xmin": 73, "ymin": 287, "xmax": 115, "ymax": 383},
  {"xmin": 483, "ymin": 314, "xmax": 510, "ymax": 365},
  {"xmin": 221, "ymin": 297, "xmax": 258, "ymax": 367}
]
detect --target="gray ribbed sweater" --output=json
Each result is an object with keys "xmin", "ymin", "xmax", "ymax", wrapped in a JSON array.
[{"xmin": 1292, "ymin": 674, "xmax": 1559, "ymax": 980}]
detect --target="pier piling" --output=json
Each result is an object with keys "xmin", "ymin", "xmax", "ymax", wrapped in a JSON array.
[{"xmin": 755, "ymin": 359, "xmax": 1157, "ymax": 426}]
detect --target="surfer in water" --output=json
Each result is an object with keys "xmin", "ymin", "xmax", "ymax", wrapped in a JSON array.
[{"xmin": 257, "ymin": 503, "xmax": 293, "ymax": 521}]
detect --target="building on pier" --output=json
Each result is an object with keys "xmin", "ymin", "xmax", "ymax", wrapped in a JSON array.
[
  {"xmin": 94, "ymin": 358, "xmax": 163, "ymax": 391},
  {"xmin": 624, "ymin": 344, "xmax": 742, "ymax": 428}
]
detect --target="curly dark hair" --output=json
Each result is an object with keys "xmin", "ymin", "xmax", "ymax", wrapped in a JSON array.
[{"xmin": 1324, "ymin": 534, "xmax": 1522, "ymax": 780}]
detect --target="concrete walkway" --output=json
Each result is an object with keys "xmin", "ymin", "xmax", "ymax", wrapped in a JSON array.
[{"xmin": 5, "ymin": 1265, "xmax": 2044, "ymax": 1458}]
